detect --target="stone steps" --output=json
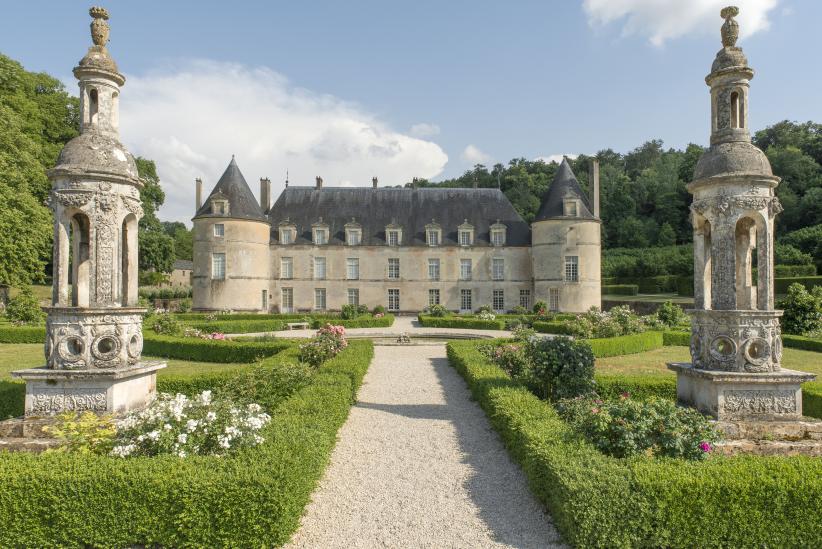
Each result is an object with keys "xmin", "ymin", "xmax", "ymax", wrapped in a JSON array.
[
  {"xmin": 715, "ymin": 439, "xmax": 822, "ymax": 457},
  {"xmin": 0, "ymin": 416, "xmax": 63, "ymax": 453},
  {"xmin": 713, "ymin": 417, "xmax": 822, "ymax": 456},
  {"xmin": 0, "ymin": 437, "xmax": 62, "ymax": 453}
]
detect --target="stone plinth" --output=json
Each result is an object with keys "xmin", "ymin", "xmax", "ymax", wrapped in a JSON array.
[
  {"xmin": 11, "ymin": 361, "xmax": 165, "ymax": 417},
  {"xmin": 688, "ymin": 310, "xmax": 783, "ymax": 373},
  {"xmin": 668, "ymin": 362, "xmax": 815, "ymax": 420}
]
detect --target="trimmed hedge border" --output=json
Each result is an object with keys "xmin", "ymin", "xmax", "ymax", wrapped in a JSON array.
[
  {"xmin": 775, "ymin": 276, "xmax": 822, "ymax": 294},
  {"xmin": 143, "ymin": 333, "xmax": 291, "ymax": 363},
  {"xmin": 417, "ymin": 315, "xmax": 505, "ymax": 330},
  {"xmin": 783, "ymin": 335, "xmax": 822, "ymax": 353},
  {"xmin": 602, "ymin": 284, "xmax": 639, "ymax": 296},
  {"xmin": 0, "ymin": 326, "xmax": 45, "ymax": 344},
  {"xmin": 587, "ymin": 331, "xmax": 664, "ymax": 358},
  {"xmin": 314, "ymin": 315, "xmax": 394, "ymax": 329},
  {"xmin": 447, "ymin": 341, "xmax": 822, "ymax": 547},
  {"xmin": 0, "ymin": 340, "xmax": 374, "ymax": 547},
  {"xmin": 662, "ymin": 330, "xmax": 690, "ymax": 346},
  {"xmin": 532, "ymin": 320, "xmax": 574, "ymax": 335},
  {"xmin": 186, "ymin": 319, "xmax": 287, "ymax": 334}
]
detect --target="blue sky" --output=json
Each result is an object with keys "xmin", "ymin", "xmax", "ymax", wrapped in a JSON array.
[{"xmin": 2, "ymin": 0, "xmax": 819, "ymax": 222}]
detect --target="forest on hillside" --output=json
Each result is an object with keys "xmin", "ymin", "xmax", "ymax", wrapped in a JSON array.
[{"xmin": 1, "ymin": 50, "xmax": 820, "ymax": 285}]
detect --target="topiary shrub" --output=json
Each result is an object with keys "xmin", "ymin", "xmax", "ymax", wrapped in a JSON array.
[
  {"xmin": 778, "ymin": 283, "xmax": 822, "ymax": 336},
  {"xmin": 4, "ymin": 286, "xmax": 44, "ymax": 325},
  {"xmin": 528, "ymin": 336, "xmax": 595, "ymax": 401}
]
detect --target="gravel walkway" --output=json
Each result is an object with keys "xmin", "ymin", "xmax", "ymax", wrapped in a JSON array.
[{"xmin": 286, "ymin": 343, "xmax": 563, "ymax": 548}]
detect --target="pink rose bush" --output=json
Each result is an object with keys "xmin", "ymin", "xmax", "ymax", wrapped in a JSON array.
[{"xmin": 298, "ymin": 324, "xmax": 348, "ymax": 367}]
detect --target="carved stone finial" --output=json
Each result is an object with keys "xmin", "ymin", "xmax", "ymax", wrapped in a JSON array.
[
  {"xmin": 720, "ymin": 6, "xmax": 740, "ymax": 47},
  {"xmin": 89, "ymin": 6, "xmax": 110, "ymax": 47}
]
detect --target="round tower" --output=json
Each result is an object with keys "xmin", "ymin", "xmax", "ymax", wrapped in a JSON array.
[
  {"xmin": 192, "ymin": 158, "xmax": 271, "ymax": 312},
  {"xmin": 13, "ymin": 7, "xmax": 165, "ymax": 417},
  {"xmin": 531, "ymin": 158, "xmax": 601, "ymax": 313}
]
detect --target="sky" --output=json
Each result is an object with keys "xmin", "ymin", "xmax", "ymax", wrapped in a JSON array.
[{"xmin": 2, "ymin": 0, "xmax": 820, "ymax": 224}]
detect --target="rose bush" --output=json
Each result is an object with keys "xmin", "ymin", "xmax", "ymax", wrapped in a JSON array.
[{"xmin": 298, "ymin": 324, "xmax": 348, "ymax": 367}]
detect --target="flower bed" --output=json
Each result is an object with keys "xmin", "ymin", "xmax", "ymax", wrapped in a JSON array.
[
  {"xmin": 0, "ymin": 339, "xmax": 374, "ymax": 547},
  {"xmin": 446, "ymin": 340, "xmax": 822, "ymax": 547}
]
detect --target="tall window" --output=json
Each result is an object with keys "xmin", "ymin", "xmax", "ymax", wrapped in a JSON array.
[
  {"xmin": 346, "ymin": 229, "xmax": 361, "ymax": 246},
  {"xmin": 211, "ymin": 253, "xmax": 226, "ymax": 280},
  {"xmin": 519, "ymin": 289, "xmax": 531, "ymax": 309},
  {"xmin": 491, "ymin": 228, "xmax": 506, "ymax": 246},
  {"xmin": 459, "ymin": 230, "xmax": 472, "ymax": 246},
  {"xmin": 427, "ymin": 229, "xmax": 440, "ymax": 247},
  {"xmin": 213, "ymin": 223, "xmax": 224, "ymax": 237},
  {"xmin": 387, "ymin": 230, "xmax": 400, "ymax": 246},
  {"xmin": 549, "ymin": 288, "xmax": 560, "ymax": 312},
  {"xmin": 346, "ymin": 258, "xmax": 359, "ymax": 280},
  {"xmin": 428, "ymin": 258, "xmax": 440, "ymax": 281},
  {"xmin": 460, "ymin": 259, "xmax": 472, "ymax": 281},
  {"xmin": 279, "ymin": 228, "xmax": 294, "ymax": 244},
  {"xmin": 493, "ymin": 290, "xmax": 504, "ymax": 311},
  {"xmin": 314, "ymin": 288, "xmax": 326, "ymax": 310},
  {"xmin": 280, "ymin": 257, "xmax": 293, "ymax": 280},
  {"xmin": 313, "ymin": 228, "xmax": 328, "ymax": 245},
  {"xmin": 492, "ymin": 258, "xmax": 504, "ymax": 281},
  {"xmin": 347, "ymin": 288, "xmax": 359, "ymax": 306},
  {"xmin": 261, "ymin": 289, "xmax": 268, "ymax": 311},
  {"xmin": 281, "ymin": 287, "xmax": 293, "ymax": 313},
  {"xmin": 313, "ymin": 257, "xmax": 326, "ymax": 280},
  {"xmin": 388, "ymin": 258, "xmax": 400, "ymax": 279},
  {"xmin": 460, "ymin": 289, "xmax": 472, "ymax": 312},
  {"xmin": 388, "ymin": 289, "xmax": 400, "ymax": 312},
  {"xmin": 429, "ymin": 289, "xmax": 440, "ymax": 306},
  {"xmin": 565, "ymin": 256, "xmax": 579, "ymax": 282}
]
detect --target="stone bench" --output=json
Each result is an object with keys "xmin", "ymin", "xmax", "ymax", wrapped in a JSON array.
[{"xmin": 287, "ymin": 322, "xmax": 310, "ymax": 330}]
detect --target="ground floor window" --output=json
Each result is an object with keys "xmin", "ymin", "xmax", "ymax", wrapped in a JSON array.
[
  {"xmin": 460, "ymin": 289, "xmax": 472, "ymax": 312},
  {"xmin": 281, "ymin": 288, "xmax": 293, "ymax": 313},
  {"xmin": 261, "ymin": 289, "xmax": 268, "ymax": 311},
  {"xmin": 549, "ymin": 288, "xmax": 560, "ymax": 312},
  {"xmin": 314, "ymin": 288, "xmax": 326, "ymax": 310},
  {"xmin": 519, "ymin": 289, "xmax": 531, "ymax": 309},
  {"xmin": 429, "ymin": 288, "xmax": 440, "ymax": 306},
  {"xmin": 388, "ymin": 289, "xmax": 400, "ymax": 312},
  {"xmin": 348, "ymin": 288, "xmax": 359, "ymax": 306},
  {"xmin": 493, "ymin": 289, "xmax": 504, "ymax": 312}
]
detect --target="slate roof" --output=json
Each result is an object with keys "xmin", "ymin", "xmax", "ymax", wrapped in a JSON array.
[
  {"xmin": 193, "ymin": 158, "xmax": 268, "ymax": 222},
  {"xmin": 173, "ymin": 259, "xmax": 193, "ymax": 271},
  {"xmin": 268, "ymin": 186, "xmax": 531, "ymax": 246},
  {"xmin": 533, "ymin": 158, "xmax": 597, "ymax": 222}
]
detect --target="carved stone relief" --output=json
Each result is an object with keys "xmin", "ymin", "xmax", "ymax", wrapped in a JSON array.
[
  {"xmin": 723, "ymin": 390, "xmax": 796, "ymax": 416},
  {"xmin": 30, "ymin": 392, "xmax": 107, "ymax": 414}
]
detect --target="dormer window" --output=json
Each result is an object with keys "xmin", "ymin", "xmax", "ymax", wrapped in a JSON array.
[
  {"xmin": 425, "ymin": 221, "xmax": 441, "ymax": 247},
  {"xmin": 312, "ymin": 218, "xmax": 329, "ymax": 245},
  {"xmin": 345, "ymin": 219, "xmax": 362, "ymax": 246},
  {"xmin": 212, "ymin": 199, "xmax": 229, "ymax": 215},
  {"xmin": 490, "ymin": 221, "xmax": 507, "ymax": 246},
  {"xmin": 563, "ymin": 198, "xmax": 580, "ymax": 217},
  {"xmin": 458, "ymin": 220, "xmax": 474, "ymax": 247},
  {"xmin": 386, "ymin": 224, "xmax": 402, "ymax": 246},
  {"xmin": 278, "ymin": 220, "xmax": 296, "ymax": 245}
]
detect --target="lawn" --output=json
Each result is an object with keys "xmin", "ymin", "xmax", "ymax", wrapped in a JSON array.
[
  {"xmin": 597, "ymin": 345, "xmax": 822, "ymax": 377},
  {"xmin": 0, "ymin": 344, "xmax": 252, "ymax": 380}
]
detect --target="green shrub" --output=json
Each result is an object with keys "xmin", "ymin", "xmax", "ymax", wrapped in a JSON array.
[
  {"xmin": 510, "ymin": 305, "xmax": 529, "ymax": 315},
  {"xmin": 417, "ymin": 315, "xmax": 504, "ymax": 330},
  {"xmin": 532, "ymin": 300, "xmax": 548, "ymax": 315},
  {"xmin": 151, "ymin": 312, "xmax": 181, "ymax": 335},
  {"xmin": 677, "ymin": 275, "xmax": 694, "ymax": 297},
  {"xmin": 0, "ymin": 325, "xmax": 45, "ymax": 343},
  {"xmin": 446, "ymin": 340, "xmax": 822, "ymax": 547},
  {"xmin": 602, "ymin": 284, "xmax": 639, "ymax": 296},
  {"xmin": 311, "ymin": 315, "xmax": 393, "ymax": 329},
  {"xmin": 774, "ymin": 264, "xmax": 817, "ymax": 277},
  {"xmin": 340, "ymin": 304, "xmax": 359, "ymax": 320},
  {"xmin": 4, "ymin": 286, "xmax": 44, "ymax": 325},
  {"xmin": 775, "ymin": 243, "xmax": 814, "ymax": 266},
  {"xmin": 587, "ymin": 331, "xmax": 664, "ymax": 358},
  {"xmin": 595, "ymin": 373, "xmax": 677, "ymax": 402},
  {"xmin": 44, "ymin": 412, "xmax": 117, "ymax": 455},
  {"xmin": 803, "ymin": 382, "xmax": 822, "ymax": 420},
  {"xmin": 143, "ymin": 333, "xmax": 290, "ymax": 363},
  {"xmin": 187, "ymin": 319, "xmax": 286, "ymax": 334},
  {"xmin": 778, "ymin": 283, "xmax": 822, "ymax": 335},
  {"xmin": 0, "ymin": 381, "xmax": 25, "ymax": 419},
  {"xmin": 528, "ymin": 337, "xmax": 596, "ymax": 401},
  {"xmin": 655, "ymin": 300, "xmax": 688, "ymax": 328},
  {"xmin": 532, "ymin": 320, "xmax": 574, "ymax": 335},
  {"xmin": 372, "ymin": 305, "xmax": 386, "ymax": 315},
  {"xmin": 565, "ymin": 306, "xmax": 646, "ymax": 339},
  {"xmin": 0, "ymin": 340, "xmax": 374, "ymax": 547},
  {"xmin": 425, "ymin": 303, "xmax": 448, "ymax": 317},
  {"xmin": 662, "ymin": 331, "xmax": 690, "ymax": 346}
]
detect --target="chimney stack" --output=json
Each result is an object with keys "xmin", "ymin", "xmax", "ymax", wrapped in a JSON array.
[
  {"xmin": 590, "ymin": 159, "xmax": 600, "ymax": 218},
  {"xmin": 315, "ymin": 176, "xmax": 323, "ymax": 189},
  {"xmin": 412, "ymin": 177, "xmax": 418, "ymax": 189},
  {"xmin": 260, "ymin": 177, "xmax": 271, "ymax": 213},
  {"xmin": 195, "ymin": 178, "xmax": 203, "ymax": 211},
  {"xmin": 372, "ymin": 176, "xmax": 378, "ymax": 189}
]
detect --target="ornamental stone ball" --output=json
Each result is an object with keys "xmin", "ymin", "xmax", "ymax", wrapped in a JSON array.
[{"xmin": 89, "ymin": 6, "xmax": 110, "ymax": 46}]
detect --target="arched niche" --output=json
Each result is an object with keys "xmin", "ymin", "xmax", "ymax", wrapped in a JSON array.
[
  {"xmin": 121, "ymin": 213, "xmax": 138, "ymax": 306},
  {"xmin": 694, "ymin": 215, "xmax": 712, "ymax": 309},
  {"xmin": 70, "ymin": 212, "xmax": 91, "ymax": 307}
]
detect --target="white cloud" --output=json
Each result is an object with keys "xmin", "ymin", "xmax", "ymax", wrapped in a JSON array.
[
  {"xmin": 119, "ymin": 60, "xmax": 448, "ymax": 224},
  {"xmin": 410, "ymin": 122, "xmax": 441, "ymax": 137},
  {"xmin": 582, "ymin": 0, "xmax": 779, "ymax": 46},
  {"xmin": 460, "ymin": 144, "xmax": 491, "ymax": 165},
  {"xmin": 535, "ymin": 153, "xmax": 578, "ymax": 164}
]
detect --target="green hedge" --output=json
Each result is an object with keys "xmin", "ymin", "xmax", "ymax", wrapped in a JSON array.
[
  {"xmin": 311, "ymin": 315, "xmax": 394, "ymax": 329},
  {"xmin": 677, "ymin": 275, "xmax": 694, "ymax": 297},
  {"xmin": 586, "ymin": 331, "xmax": 664, "ymax": 358},
  {"xmin": 773, "ymin": 264, "xmax": 817, "ymax": 277},
  {"xmin": 446, "ymin": 341, "xmax": 822, "ymax": 547},
  {"xmin": 417, "ymin": 315, "xmax": 504, "ymax": 330},
  {"xmin": 775, "ymin": 276, "xmax": 822, "ymax": 294},
  {"xmin": 803, "ymin": 382, "xmax": 822, "ymax": 420},
  {"xmin": 662, "ymin": 330, "xmax": 690, "ymax": 346},
  {"xmin": 0, "ymin": 340, "xmax": 374, "ymax": 547},
  {"xmin": 187, "ymin": 319, "xmax": 287, "ymax": 334},
  {"xmin": 0, "ymin": 326, "xmax": 45, "ymax": 344},
  {"xmin": 602, "ymin": 284, "xmax": 639, "ymax": 296},
  {"xmin": 595, "ymin": 373, "xmax": 677, "ymax": 401},
  {"xmin": 783, "ymin": 335, "xmax": 822, "ymax": 353},
  {"xmin": 0, "ymin": 381, "xmax": 24, "ymax": 420},
  {"xmin": 532, "ymin": 320, "xmax": 575, "ymax": 335},
  {"xmin": 143, "ymin": 333, "xmax": 291, "ymax": 363}
]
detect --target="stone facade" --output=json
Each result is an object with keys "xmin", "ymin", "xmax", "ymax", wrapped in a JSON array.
[
  {"xmin": 11, "ymin": 7, "xmax": 165, "ymax": 417},
  {"xmin": 192, "ymin": 158, "xmax": 602, "ymax": 313}
]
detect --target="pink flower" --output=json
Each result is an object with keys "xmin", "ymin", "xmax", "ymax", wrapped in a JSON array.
[
  {"xmin": 210, "ymin": 332, "xmax": 225, "ymax": 340},
  {"xmin": 699, "ymin": 441, "xmax": 713, "ymax": 453},
  {"xmin": 591, "ymin": 407, "xmax": 600, "ymax": 414},
  {"xmin": 375, "ymin": 313, "xmax": 384, "ymax": 318},
  {"xmin": 620, "ymin": 392, "xmax": 631, "ymax": 399}
]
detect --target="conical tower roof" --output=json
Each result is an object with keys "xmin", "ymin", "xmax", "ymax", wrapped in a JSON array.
[
  {"xmin": 194, "ymin": 157, "xmax": 268, "ymax": 222},
  {"xmin": 533, "ymin": 158, "xmax": 596, "ymax": 222}
]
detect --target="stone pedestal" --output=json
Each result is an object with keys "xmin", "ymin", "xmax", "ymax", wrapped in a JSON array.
[
  {"xmin": 11, "ymin": 361, "xmax": 165, "ymax": 417},
  {"xmin": 668, "ymin": 362, "xmax": 815, "ymax": 420}
]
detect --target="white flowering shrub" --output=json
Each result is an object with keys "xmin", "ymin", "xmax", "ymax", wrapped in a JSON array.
[
  {"xmin": 111, "ymin": 391, "xmax": 270, "ymax": 458},
  {"xmin": 478, "ymin": 311, "xmax": 497, "ymax": 321}
]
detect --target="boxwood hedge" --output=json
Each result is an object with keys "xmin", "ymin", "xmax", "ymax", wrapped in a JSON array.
[
  {"xmin": 447, "ymin": 341, "xmax": 822, "ymax": 547},
  {"xmin": 0, "ymin": 326, "xmax": 45, "ymax": 344},
  {"xmin": 417, "ymin": 315, "xmax": 505, "ymax": 330},
  {"xmin": 143, "ymin": 333, "xmax": 292, "ymax": 363},
  {"xmin": 0, "ymin": 339, "xmax": 374, "ymax": 547},
  {"xmin": 601, "ymin": 284, "xmax": 639, "ymax": 296}
]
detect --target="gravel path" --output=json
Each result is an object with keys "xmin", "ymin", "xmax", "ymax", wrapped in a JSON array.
[{"xmin": 286, "ymin": 343, "xmax": 563, "ymax": 548}]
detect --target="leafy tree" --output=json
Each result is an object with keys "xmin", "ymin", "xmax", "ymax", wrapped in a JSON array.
[
  {"xmin": 162, "ymin": 221, "xmax": 193, "ymax": 261},
  {"xmin": 4, "ymin": 285, "xmax": 45, "ymax": 324},
  {"xmin": 656, "ymin": 223, "xmax": 677, "ymax": 247},
  {"xmin": 777, "ymin": 283, "xmax": 822, "ymax": 336}
]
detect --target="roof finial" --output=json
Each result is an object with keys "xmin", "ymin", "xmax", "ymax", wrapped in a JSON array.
[
  {"xmin": 720, "ymin": 6, "xmax": 740, "ymax": 47},
  {"xmin": 89, "ymin": 6, "xmax": 110, "ymax": 47},
  {"xmin": 285, "ymin": 169, "xmax": 289, "ymax": 188}
]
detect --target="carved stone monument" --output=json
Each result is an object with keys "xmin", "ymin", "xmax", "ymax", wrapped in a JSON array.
[
  {"xmin": 11, "ymin": 7, "xmax": 165, "ymax": 416},
  {"xmin": 668, "ymin": 7, "xmax": 815, "ymax": 422}
]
